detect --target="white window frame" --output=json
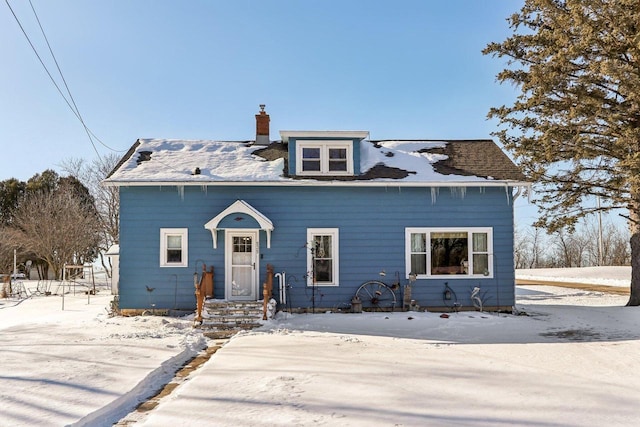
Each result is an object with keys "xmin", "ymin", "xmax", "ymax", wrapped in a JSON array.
[
  {"xmin": 405, "ymin": 227, "xmax": 493, "ymax": 279},
  {"xmin": 306, "ymin": 228, "xmax": 340, "ymax": 286},
  {"xmin": 160, "ymin": 228, "xmax": 188, "ymax": 267},
  {"xmin": 296, "ymin": 141, "xmax": 353, "ymax": 176}
]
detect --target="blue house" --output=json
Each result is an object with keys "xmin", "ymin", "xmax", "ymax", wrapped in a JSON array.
[{"xmin": 105, "ymin": 106, "xmax": 528, "ymax": 314}]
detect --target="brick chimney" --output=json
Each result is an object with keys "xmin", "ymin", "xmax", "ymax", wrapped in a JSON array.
[{"xmin": 255, "ymin": 104, "xmax": 270, "ymax": 145}]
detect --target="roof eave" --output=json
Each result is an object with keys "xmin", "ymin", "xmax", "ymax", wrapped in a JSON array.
[{"xmin": 102, "ymin": 179, "xmax": 531, "ymax": 188}]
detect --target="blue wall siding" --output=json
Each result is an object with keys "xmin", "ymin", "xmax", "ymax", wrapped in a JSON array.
[{"xmin": 118, "ymin": 185, "xmax": 516, "ymax": 311}]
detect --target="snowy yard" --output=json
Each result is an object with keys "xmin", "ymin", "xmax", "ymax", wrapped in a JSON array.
[{"xmin": 1, "ymin": 269, "xmax": 639, "ymax": 426}]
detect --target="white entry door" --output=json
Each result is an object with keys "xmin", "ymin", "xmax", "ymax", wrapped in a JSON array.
[{"xmin": 225, "ymin": 230, "xmax": 258, "ymax": 301}]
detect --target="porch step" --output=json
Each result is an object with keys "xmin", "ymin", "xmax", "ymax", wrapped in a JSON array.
[
  {"xmin": 197, "ymin": 300, "xmax": 264, "ymax": 339},
  {"xmin": 205, "ymin": 300, "xmax": 263, "ymax": 310},
  {"xmin": 202, "ymin": 315, "xmax": 262, "ymax": 324},
  {"xmin": 205, "ymin": 308, "xmax": 263, "ymax": 316},
  {"xmin": 200, "ymin": 322, "xmax": 263, "ymax": 330}
]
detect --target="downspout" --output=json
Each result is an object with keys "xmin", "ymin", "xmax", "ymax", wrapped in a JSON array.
[
  {"xmin": 274, "ymin": 271, "xmax": 287, "ymax": 305},
  {"xmin": 513, "ymin": 185, "xmax": 523, "ymax": 201},
  {"xmin": 507, "ymin": 184, "xmax": 526, "ymax": 204}
]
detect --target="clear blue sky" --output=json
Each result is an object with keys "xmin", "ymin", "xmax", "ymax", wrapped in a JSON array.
[{"xmin": 3, "ymin": 1, "xmax": 552, "ymax": 224}]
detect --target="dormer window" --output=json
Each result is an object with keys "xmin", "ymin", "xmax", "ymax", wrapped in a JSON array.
[
  {"xmin": 296, "ymin": 141, "xmax": 353, "ymax": 176},
  {"xmin": 281, "ymin": 130, "xmax": 369, "ymax": 177}
]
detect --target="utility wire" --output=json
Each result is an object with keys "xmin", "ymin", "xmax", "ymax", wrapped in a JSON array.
[
  {"xmin": 28, "ymin": 0, "xmax": 126, "ymax": 154},
  {"xmin": 26, "ymin": 0, "xmax": 101, "ymax": 160},
  {"xmin": 5, "ymin": 0, "xmax": 126, "ymax": 155}
]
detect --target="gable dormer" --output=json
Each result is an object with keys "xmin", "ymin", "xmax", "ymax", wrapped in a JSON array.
[{"xmin": 280, "ymin": 130, "xmax": 369, "ymax": 177}]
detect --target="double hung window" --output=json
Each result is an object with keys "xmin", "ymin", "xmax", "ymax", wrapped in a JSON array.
[
  {"xmin": 160, "ymin": 228, "xmax": 188, "ymax": 267},
  {"xmin": 296, "ymin": 141, "xmax": 352, "ymax": 175},
  {"xmin": 307, "ymin": 228, "xmax": 339, "ymax": 286}
]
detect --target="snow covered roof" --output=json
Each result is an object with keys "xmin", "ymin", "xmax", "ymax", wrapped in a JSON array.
[{"xmin": 104, "ymin": 138, "xmax": 527, "ymax": 187}]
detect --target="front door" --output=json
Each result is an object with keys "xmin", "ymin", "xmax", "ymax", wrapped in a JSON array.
[{"xmin": 225, "ymin": 230, "xmax": 259, "ymax": 300}]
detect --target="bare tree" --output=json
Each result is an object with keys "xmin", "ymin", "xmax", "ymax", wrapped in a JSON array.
[
  {"xmin": 10, "ymin": 189, "xmax": 101, "ymax": 280},
  {"xmin": 0, "ymin": 227, "xmax": 16, "ymax": 275},
  {"xmin": 581, "ymin": 218, "xmax": 631, "ymax": 266},
  {"xmin": 528, "ymin": 227, "xmax": 546, "ymax": 268},
  {"xmin": 514, "ymin": 228, "xmax": 528, "ymax": 269},
  {"xmin": 60, "ymin": 154, "xmax": 120, "ymax": 276},
  {"xmin": 514, "ymin": 227, "xmax": 551, "ymax": 269},
  {"xmin": 549, "ymin": 229, "xmax": 589, "ymax": 268},
  {"xmin": 516, "ymin": 218, "xmax": 630, "ymax": 270}
]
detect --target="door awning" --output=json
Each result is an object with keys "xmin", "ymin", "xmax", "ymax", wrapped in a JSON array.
[{"xmin": 204, "ymin": 200, "xmax": 274, "ymax": 249}]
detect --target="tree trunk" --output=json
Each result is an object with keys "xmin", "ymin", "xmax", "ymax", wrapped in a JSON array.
[
  {"xmin": 628, "ymin": 231, "xmax": 640, "ymax": 306},
  {"xmin": 627, "ymin": 202, "xmax": 640, "ymax": 306}
]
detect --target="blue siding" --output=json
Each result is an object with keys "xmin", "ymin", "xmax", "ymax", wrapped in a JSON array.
[{"xmin": 118, "ymin": 185, "xmax": 517, "ymax": 311}]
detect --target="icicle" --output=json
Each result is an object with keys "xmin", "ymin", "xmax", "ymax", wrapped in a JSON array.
[
  {"xmin": 449, "ymin": 187, "xmax": 466, "ymax": 199},
  {"xmin": 177, "ymin": 185, "xmax": 185, "ymax": 200},
  {"xmin": 504, "ymin": 185, "xmax": 510, "ymax": 205},
  {"xmin": 430, "ymin": 187, "xmax": 439, "ymax": 204}
]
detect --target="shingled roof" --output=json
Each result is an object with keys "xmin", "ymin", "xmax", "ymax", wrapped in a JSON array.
[
  {"xmin": 415, "ymin": 140, "xmax": 526, "ymax": 182},
  {"xmin": 104, "ymin": 138, "xmax": 527, "ymax": 186}
]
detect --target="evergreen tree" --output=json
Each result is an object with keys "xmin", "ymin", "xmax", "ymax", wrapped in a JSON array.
[
  {"xmin": 0, "ymin": 178, "xmax": 26, "ymax": 225},
  {"xmin": 484, "ymin": 0, "xmax": 640, "ymax": 305}
]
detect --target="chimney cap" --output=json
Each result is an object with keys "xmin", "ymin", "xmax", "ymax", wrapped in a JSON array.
[{"xmin": 259, "ymin": 104, "xmax": 266, "ymax": 113}]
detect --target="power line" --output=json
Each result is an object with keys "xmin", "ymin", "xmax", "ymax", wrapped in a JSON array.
[
  {"xmin": 5, "ymin": 0, "xmax": 127, "ymax": 155},
  {"xmin": 27, "ymin": 0, "xmax": 100, "ymax": 160}
]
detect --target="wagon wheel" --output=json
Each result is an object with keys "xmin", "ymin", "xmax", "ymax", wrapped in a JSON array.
[{"xmin": 356, "ymin": 281, "xmax": 397, "ymax": 311}]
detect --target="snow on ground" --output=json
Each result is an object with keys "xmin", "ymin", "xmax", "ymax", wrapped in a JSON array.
[
  {"xmin": 0, "ymin": 282, "xmax": 206, "ymax": 427},
  {"xmin": 1, "ymin": 270, "xmax": 639, "ymax": 427},
  {"xmin": 517, "ymin": 266, "xmax": 631, "ymax": 287}
]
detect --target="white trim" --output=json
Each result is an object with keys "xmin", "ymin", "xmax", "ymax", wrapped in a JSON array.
[
  {"xmin": 306, "ymin": 228, "xmax": 340, "ymax": 287},
  {"xmin": 280, "ymin": 130, "xmax": 369, "ymax": 142},
  {"xmin": 405, "ymin": 227, "xmax": 493, "ymax": 279},
  {"xmin": 160, "ymin": 228, "xmax": 188, "ymax": 267},
  {"xmin": 204, "ymin": 200, "xmax": 274, "ymax": 249},
  {"xmin": 103, "ymin": 180, "xmax": 531, "ymax": 188},
  {"xmin": 295, "ymin": 141, "xmax": 354, "ymax": 176}
]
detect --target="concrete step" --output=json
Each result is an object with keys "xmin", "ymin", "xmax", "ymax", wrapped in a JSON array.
[
  {"xmin": 206, "ymin": 308, "xmax": 263, "ymax": 316},
  {"xmin": 197, "ymin": 300, "xmax": 265, "ymax": 340},
  {"xmin": 204, "ymin": 299, "xmax": 262, "ymax": 307},
  {"xmin": 203, "ymin": 315, "xmax": 262, "ymax": 324},
  {"xmin": 205, "ymin": 301, "xmax": 262, "ymax": 310},
  {"xmin": 200, "ymin": 322, "xmax": 262, "ymax": 330}
]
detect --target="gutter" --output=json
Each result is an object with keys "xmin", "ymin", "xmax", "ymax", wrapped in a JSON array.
[{"xmin": 102, "ymin": 180, "xmax": 531, "ymax": 188}]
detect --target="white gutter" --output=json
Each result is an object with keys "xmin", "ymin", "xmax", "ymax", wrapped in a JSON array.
[{"xmin": 102, "ymin": 180, "xmax": 530, "ymax": 188}]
